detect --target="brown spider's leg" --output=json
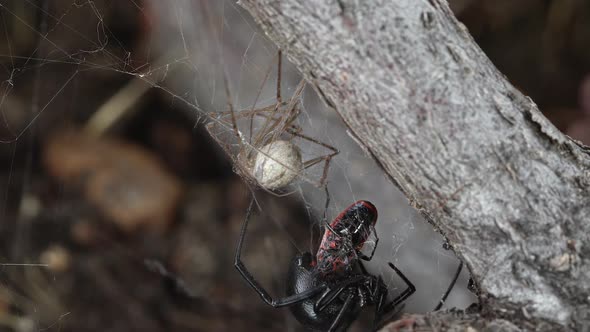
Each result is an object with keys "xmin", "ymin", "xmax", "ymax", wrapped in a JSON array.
[
  {"xmin": 220, "ymin": 63, "xmax": 278, "ymax": 163},
  {"xmin": 201, "ymin": 0, "xmax": 239, "ymax": 151},
  {"xmin": 224, "ymin": 106, "xmax": 293, "ymax": 150},
  {"xmin": 260, "ymin": 79, "xmax": 306, "ymax": 148},
  {"xmin": 220, "ymin": 68, "xmax": 240, "ymax": 142},
  {"xmin": 245, "ymin": 51, "xmax": 285, "ymax": 148},
  {"xmin": 221, "ymin": 105, "xmax": 299, "ymax": 137},
  {"xmin": 205, "ymin": 106, "xmax": 273, "ymax": 163},
  {"xmin": 206, "ymin": 70, "xmax": 257, "ymax": 183},
  {"xmin": 299, "ymin": 132, "xmax": 339, "ymax": 187},
  {"xmin": 286, "ymin": 129, "xmax": 340, "ymax": 154},
  {"xmin": 201, "ymin": 0, "xmax": 241, "ymax": 149},
  {"xmin": 322, "ymin": 185, "xmax": 330, "ymax": 223},
  {"xmin": 277, "ymin": 50, "xmax": 282, "ymax": 104},
  {"xmin": 213, "ymin": 105, "xmax": 276, "ymax": 122},
  {"xmin": 247, "ymin": 53, "xmax": 277, "ymax": 145},
  {"xmin": 302, "ymin": 154, "xmax": 334, "ymax": 169},
  {"xmin": 207, "ymin": 104, "xmax": 286, "ymax": 139},
  {"xmin": 253, "ymin": 50, "xmax": 287, "ymax": 146},
  {"xmin": 235, "ymin": 106, "xmax": 294, "ymax": 124},
  {"xmin": 282, "ymin": 79, "xmax": 306, "ymax": 126},
  {"xmin": 299, "ymin": 153, "xmax": 338, "ymax": 188},
  {"xmin": 251, "ymin": 100, "xmax": 283, "ymax": 149},
  {"xmin": 282, "ymin": 128, "xmax": 340, "ymax": 188}
]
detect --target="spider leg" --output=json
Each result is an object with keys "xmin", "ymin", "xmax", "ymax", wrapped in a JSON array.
[
  {"xmin": 250, "ymin": 70, "xmax": 305, "ymax": 150},
  {"xmin": 206, "ymin": 51, "xmax": 281, "ymax": 159},
  {"xmin": 322, "ymin": 185, "xmax": 330, "ymax": 225},
  {"xmin": 277, "ymin": 50, "xmax": 282, "ymax": 104},
  {"xmin": 372, "ymin": 280, "xmax": 390, "ymax": 327},
  {"xmin": 301, "ymin": 154, "xmax": 334, "ymax": 169},
  {"xmin": 359, "ymin": 224, "xmax": 379, "ymax": 262},
  {"xmin": 327, "ymin": 291, "xmax": 355, "ymax": 332},
  {"xmin": 308, "ymin": 154, "xmax": 337, "ymax": 188},
  {"xmin": 248, "ymin": 53, "xmax": 278, "ymax": 146},
  {"xmin": 358, "ymin": 260, "xmax": 369, "ymax": 275},
  {"xmin": 206, "ymin": 105, "xmax": 277, "ymax": 146},
  {"xmin": 250, "ymin": 49, "xmax": 286, "ymax": 148},
  {"xmin": 205, "ymin": 64, "xmax": 255, "ymax": 175},
  {"xmin": 314, "ymin": 286, "xmax": 346, "ymax": 312},
  {"xmin": 433, "ymin": 260, "xmax": 463, "ymax": 310},
  {"xmin": 234, "ymin": 197, "xmax": 329, "ymax": 307},
  {"xmin": 324, "ymin": 222, "xmax": 340, "ymax": 238},
  {"xmin": 220, "ymin": 67, "xmax": 240, "ymax": 143},
  {"xmin": 285, "ymin": 126, "xmax": 338, "ymax": 155},
  {"xmin": 291, "ymin": 130, "xmax": 339, "ymax": 188},
  {"xmin": 202, "ymin": 0, "xmax": 242, "ymax": 151},
  {"xmin": 315, "ymin": 272, "xmax": 381, "ymax": 313},
  {"xmin": 259, "ymin": 79, "xmax": 306, "ymax": 148},
  {"xmin": 378, "ymin": 263, "xmax": 416, "ymax": 316},
  {"xmin": 307, "ymin": 274, "xmax": 370, "ymax": 311}
]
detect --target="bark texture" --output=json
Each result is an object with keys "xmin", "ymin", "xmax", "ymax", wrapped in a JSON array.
[{"xmin": 238, "ymin": 0, "xmax": 590, "ymax": 331}]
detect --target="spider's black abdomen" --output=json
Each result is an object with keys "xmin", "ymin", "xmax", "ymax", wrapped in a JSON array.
[{"xmin": 286, "ymin": 253, "xmax": 361, "ymax": 332}]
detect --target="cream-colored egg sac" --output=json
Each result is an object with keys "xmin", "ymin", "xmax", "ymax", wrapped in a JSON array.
[{"xmin": 253, "ymin": 140, "xmax": 303, "ymax": 190}]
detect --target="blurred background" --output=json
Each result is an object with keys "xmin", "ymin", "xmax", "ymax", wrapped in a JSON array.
[{"xmin": 0, "ymin": 0, "xmax": 588, "ymax": 331}]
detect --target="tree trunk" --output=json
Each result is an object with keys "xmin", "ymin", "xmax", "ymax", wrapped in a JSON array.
[{"xmin": 237, "ymin": 0, "xmax": 590, "ymax": 331}]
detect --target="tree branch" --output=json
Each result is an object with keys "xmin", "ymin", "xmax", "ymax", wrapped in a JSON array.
[{"xmin": 238, "ymin": 0, "xmax": 590, "ymax": 330}]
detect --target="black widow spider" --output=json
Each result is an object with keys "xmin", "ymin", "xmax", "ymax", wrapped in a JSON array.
[{"xmin": 235, "ymin": 195, "xmax": 464, "ymax": 331}]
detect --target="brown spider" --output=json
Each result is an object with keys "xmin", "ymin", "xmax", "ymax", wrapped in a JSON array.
[{"xmin": 206, "ymin": 51, "xmax": 339, "ymax": 192}]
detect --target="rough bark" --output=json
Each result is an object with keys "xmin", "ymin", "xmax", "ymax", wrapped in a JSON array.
[{"xmin": 238, "ymin": 0, "xmax": 590, "ymax": 331}]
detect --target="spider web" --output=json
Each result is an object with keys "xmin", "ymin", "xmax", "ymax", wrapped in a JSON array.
[{"xmin": 0, "ymin": 0, "xmax": 475, "ymax": 331}]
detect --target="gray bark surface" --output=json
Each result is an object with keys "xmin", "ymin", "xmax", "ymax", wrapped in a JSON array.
[{"xmin": 238, "ymin": 0, "xmax": 590, "ymax": 331}]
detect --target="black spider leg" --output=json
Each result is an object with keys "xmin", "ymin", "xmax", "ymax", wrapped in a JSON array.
[
  {"xmin": 313, "ymin": 252, "xmax": 376, "ymax": 313},
  {"xmin": 359, "ymin": 224, "xmax": 379, "ymax": 261},
  {"xmin": 234, "ymin": 197, "xmax": 329, "ymax": 307},
  {"xmin": 315, "ymin": 261, "xmax": 380, "ymax": 313},
  {"xmin": 314, "ymin": 286, "xmax": 347, "ymax": 312},
  {"xmin": 348, "ymin": 261, "xmax": 391, "ymax": 328},
  {"xmin": 328, "ymin": 291, "xmax": 355, "ymax": 332},
  {"xmin": 374, "ymin": 262, "xmax": 416, "ymax": 323},
  {"xmin": 313, "ymin": 273, "xmax": 380, "ymax": 317},
  {"xmin": 433, "ymin": 260, "xmax": 463, "ymax": 310},
  {"xmin": 372, "ymin": 278, "xmax": 391, "ymax": 328}
]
